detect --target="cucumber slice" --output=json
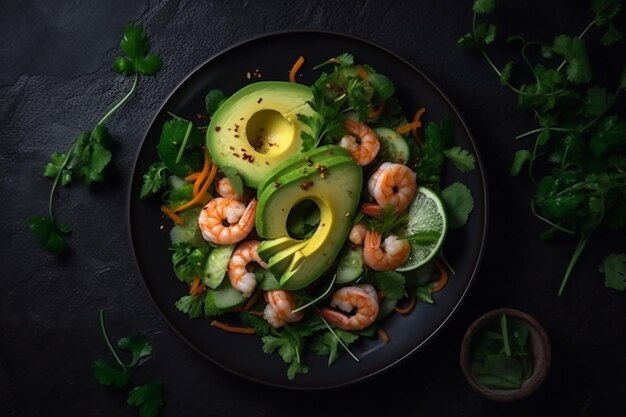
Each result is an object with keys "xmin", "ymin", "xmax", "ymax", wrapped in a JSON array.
[
  {"xmin": 204, "ymin": 283, "xmax": 245, "ymax": 315},
  {"xmin": 169, "ymin": 207, "xmax": 204, "ymax": 246},
  {"xmin": 202, "ymin": 245, "xmax": 235, "ymax": 289},
  {"xmin": 336, "ymin": 246, "xmax": 364, "ymax": 284},
  {"xmin": 375, "ymin": 127, "xmax": 410, "ymax": 164}
]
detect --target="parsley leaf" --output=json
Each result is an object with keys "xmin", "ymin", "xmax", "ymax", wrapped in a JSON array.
[
  {"xmin": 551, "ymin": 35, "xmax": 592, "ymax": 83},
  {"xmin": 27, "ymin": 216, "xmax": 71, "ymax": 254},
  {"xmin": 69, "ymin": 126, "xmax": 113, "ymax": 185},
  {"xmin": 311, "ymin": 329, "xmax": 359, "ymax": 365},
  {"xmin": 441, "ymin": 182, "xmax": 475, "ymax": 229},
  {"xmin": 113, "ymin": 25, "xmax": 163, "ymax": 76},
  {"xmin": 140, "ymin": 162, "xmax": 169, "ymax": 199},
  {"xmin": 127, "ymin": 381, "xmax": 165, "ymax": 417},
  {"xmin": 371, "ymin": 270, "xmax": 406, "ymax": 300},
  {"xmin": 297, "ymin": 87, "xmax": 344, "ymax": 151},
  {"xmin": 174, "ymin": 294, "xmax": 205, "ymax": 319},
  {"xmin": 510, "ymin": 149, "xmax": 532, "ymax": 176},
  {"xmin": 92, "ymin": 359, "xmax": 131, "ymax": 388},
  {"xmin": 262, "ymin": 331, "xmax": 310, "ymax": 380},
  {"xmin": 599, "ymin": 253, "xmax": 626, "ymax": 291},
  {"xmin": 416, "ymin": 117, "xmax": 455, "ymax": 189},
  {"xmin": 43, "ymin": 152, "xmax": 72, "ymax": 186},
  {"xmin": 443, "ymin": 146, "xmax": 476, "ymax": 172},
  {"xmin": 118, "ymin": 335, "xmax": 153, "ymax": 367}
]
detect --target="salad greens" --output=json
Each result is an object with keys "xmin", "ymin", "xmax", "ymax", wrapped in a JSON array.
[
  {"xmin": 470, "ymin": 314, "xmax": 533, "ymax": 390},
  {"xmin": 29, "ymin": 25, "xmax": 162, "ymax": 254},
  {"xmin": 459, "ymin": 0, "xmax": 626, "ymax": 295},
  {"xmin": 93, "ymin": 310, "xmax": 164, "ymax": 417},
  {"xmin": 142, "ymin": 52, "xmax": 478, "ymax": 380}
]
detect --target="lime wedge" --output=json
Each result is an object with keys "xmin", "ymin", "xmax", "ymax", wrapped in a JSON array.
[{"xmin": 396, "ymin": 187, "xmax": 448, "ymax": 272}]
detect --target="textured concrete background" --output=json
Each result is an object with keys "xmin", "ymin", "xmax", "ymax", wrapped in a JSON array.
[{"xmin": 1, "ymin": 0, "xmax": 625, "ymax": 416}]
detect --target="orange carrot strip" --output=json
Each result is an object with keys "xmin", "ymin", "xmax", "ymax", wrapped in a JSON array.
[
  {"xmin": 192, "ymin": 152, "xmax": 211, "ymax": 196},
  {"xmin": 431, "ymin": 258, "xmax": 449, "ymax": 293},
  {"xmin": 172, "ymin": 164, "xmax": 218, "ymax": 213},
  {"xmin": 395, "ymin": 120, "xmax": 420, "ymax": 134},
  {"xmin": 184, "ymin": 172, "xmax": 201, "ymax": 182},
  {"xmin": 289, "ymin": 55, "xmax": 305, "ymax": 83},
  {"xmin": 243, "ymin": 290, "xmax": 261, "ymax": 312},
  {"xmin": 355, "ymin": 64, "xmax": 369, "ymax": 80},
  {"xmin": 210, "ymin": 320, "xmax": 256, "ymax": 335},
  {"xmin": 394, "ymin": 297, "xmax": 417, "ymax": 315},
  {"xmin": 411, "ymin": 107, "xmax": 427, "ymax": 140},
  {"xmin": 367, "ymin": 101, "xmax": 386, "ymax": 120},
  {"xmin": 377, "ymin": 328, "xmax": 391, "ymax": 344},
  {"xmin": 160, "ymin": 205, "xmax": 184, "ymax": 225},
  {"xmin": 189, "ymin": 276, "xmax": 206, "ymax": 296}
]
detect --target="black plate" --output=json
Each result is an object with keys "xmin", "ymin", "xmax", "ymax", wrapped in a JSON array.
[{"xmin": 128, "ymin": 30, "xmax": 488, "ymax": 390}]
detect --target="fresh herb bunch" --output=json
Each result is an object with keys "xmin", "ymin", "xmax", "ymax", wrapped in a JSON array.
[
  {"xmin": 93, "ymin": 310, "xmax": 164, "ymax": 417},
  {"xmin": 28, "ymin": 25, "xmax": 162, "ymax": 254},
  {"xmin": 459, "ymin": 0, "xmax": 626, "ymax": 295}
]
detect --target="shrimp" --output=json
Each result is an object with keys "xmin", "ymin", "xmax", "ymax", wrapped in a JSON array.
[
  {"xmin": 339, "ymin": 119, "xmax": 380, "ymax": 166},
  {"xmin": 216, "ymin": 176, "xmax": 245, "ymax": 200},
  {"xmin": 319, "ymin": 284, "xmax": 379, "ymax": 331},
  {"xmin": 227, "ymin": 240, "xmax": 267, "ymax": 297},
  {"xmin": 367, "ymin": 162, "xmax": 417, "ymax": 214},
  {"xmin": 363, "ymin": 230, "xmax": 410, "ymax": 271},
  {"xmin": 263, "ymin": 290, "xmax": 304, "ymax": 328},
  {"xmin": 198, "ymin": 197, "xmax": 256, "ymax": 245},
  {"xmin": 349, "ymin": 222, "xmax": 367, "ymax": 245}
]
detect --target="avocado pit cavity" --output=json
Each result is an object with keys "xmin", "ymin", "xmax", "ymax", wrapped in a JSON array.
[{"xmin": 246, "ymin": 109, "xmax": 293, "ymax": 155}]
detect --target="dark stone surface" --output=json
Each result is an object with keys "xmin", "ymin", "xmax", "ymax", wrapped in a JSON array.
[{"xmin": 1, "ymin": 0, "xmax": 624, "ymax": 415}]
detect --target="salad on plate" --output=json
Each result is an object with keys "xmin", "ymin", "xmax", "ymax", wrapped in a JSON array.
[{"xmin": 140, "ymin": 52, "xmax": 476, "ymax": 379}]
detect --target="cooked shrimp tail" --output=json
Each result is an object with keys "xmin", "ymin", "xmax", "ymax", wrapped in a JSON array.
[
  {"xmin": 339, "ymin": 119, "xmax": 380, "ymax": 166},
  {"xmin": 319, "ymin": 284, "xmax": 379, "ymax": 330},
  {"xmin": 198, "ymin": 197, "xmax": 257, "ymax": 245},
  {"xmin": 363, "ymin": 230, "xmax": 410, "ymax": 271},
  {"xmin": 263, "ymin": 290, "xmax": 304, "ymax": 328},
  {"xmin": 228, "ymin": 240, "xmax": 268, "ymax": 297}
]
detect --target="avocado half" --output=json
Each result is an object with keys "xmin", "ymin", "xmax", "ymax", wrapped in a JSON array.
[
  {"xmin": 256, "ymin": 146, "xmax": 363, "ymax": 290},
  {"xmin": 206, "ymin": 81, "xmax": 315, "ymax": 188}
]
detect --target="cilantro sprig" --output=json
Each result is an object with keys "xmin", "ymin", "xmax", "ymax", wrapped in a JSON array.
[
  {"xmin": 93, "ymin": 310, "xmax": 164, "ymax": 417},
  {"xmin": 459, "ymin": 0, "xmax": 626, "ymax": 295},
  {"xmin": 29, "ymin": 25, "xmax": 162, "ymax": 253}
]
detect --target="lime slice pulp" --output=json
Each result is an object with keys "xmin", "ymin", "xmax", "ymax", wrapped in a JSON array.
[{"xmin": 396, "ymin": 187, "xmax": 448, "ymax": 272}]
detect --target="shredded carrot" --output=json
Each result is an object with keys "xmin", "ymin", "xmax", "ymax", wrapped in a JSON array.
[
  {"xmin": 184, "ymin": 172, "xmax": 201, "ymax": 182},
  {"xmin": 395, "ymin": 108, "xmax": 426, "ymax": 135},
  {"xmin": 192, "ymin": 152, "xmax": 211, "ymax": 196},
  {"xmin": 243, "ymin": 290, "xmax": 261, "ymax": 312},
  {"xmin": 367, "ymin": 101, "xmax": 386, "ymax": 120},
  {"xmin": 431, "ymin": 258, "xmax": 449, "ymax": 292},
  {"xmin": 289, "ymin": 55, "xmax": 305, "ymax": 83},
  {"xmin": 377, "ymin": 328, "xmax": 391, "ymax": 344},
  {"xmin": 410, "ymin": 107, "xmax": 426, "ymax": 140},
  {"xmin": 355, "ymin": 64, "xmax": 369, "ymax": 80},
  {"xmin": 160, "ymin": 205, "xmax": 184, "ymax": 225},
  {"xmin": 172, "ymin": 164, "xmax": 218, "ymax": 213},
  {"xmin": 189, "ymin": 276, "xmax": 206, "ymax": 296},
  {"xmin": 210, "ymin": 320, "xmax": 256, "ymax": 335},
  {"xmin": 394, "ymin": 297, "xmax": 417, "ymax": 315}
]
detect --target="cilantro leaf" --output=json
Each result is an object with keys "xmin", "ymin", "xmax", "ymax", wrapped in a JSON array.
[
  {"xmin": 297, "ymin": 87, "xmax": 344, "ymax": 151},
  {"xmin": 443, "ymin": 146, "xmax": 476, "ymax": 172},
  {"xmin": 311, "ymin": 329, "xmax": 359, "ymax": 365},
  {"xmin": 510, "ymin": 149, "xmax": 532, "ymax": 176},
  {"xmin": 591, "ymin": 0, "xmax": 622, "ymax": 25},
  {"xmin": 68, "ymin": 125, "xmax": 113, "ymax": 186},
  {"xmin": 599, "ymin": 253, "xmax": 626, "ymax": 291},
  {"xmin": 241, "ymin": 312, "xmax": 274, "ymax": 337},
  {"xmin": 416, "ymin": 118, "xmax": 455, "ymax": 189},
  {"xmin": 113, "ymin": 25, "xmax": 163, "ymax": 76},
  {"xmin": 127, "ymin": 381, "xmax": 165, "ymax": 417},
  {"xmin": 92, "ymin": 359, "xmax": 131, "ymax": 388},
  {"xmin": 473, "ymin": 0, "xmax": 495, "ymax": 14},
  {"xmin": 551, "ymin": 35, "xmax": 592, "ymax": 83},
  {"xmin": 441, "ymin": 182, "xmax": 475, "ymax": 229},
  {"xmin": 174, "ymin": 294, "xmax": 204, "ymax": 319},
  {"xmin": 43, "ymin": 152, "xmax": 72, "ymax": 186},
  {"xmin": 600, "ymin": 23, "xmax": 624, "ymax": 46},
  {"xmin": 583, "ymin": 87, "xmax": 614, "ymax": 117},
  {"xmin": 499, "ymin": 61, "xmax": 514, "ymax": 86},
  {"xmin": 371, "ymin": 270, "xmax": 406, "ymax": 300},
  {"xmin": 589, "ymin": 116, "xmax": 626, "ymax": 156},
  {"xmin": 205, "ymin": 89, "xmax": 226, "ymax": 116},
  {"xmin": 313, "ymin": 52, "xmax": 355, "ymax": 70},
  {"xmin": 140, "ymin": 162, "xmax": 169, "ymax": 199},
  {"xmin": 261, "ymin": 333, "xmax": 310, "ymax": 380},
  {"xmin": 118, "ymin": 335, "xmax": 153, "ymax": 367},
  {"xmin": 27, "ymin": 216, "xmax": 71, "ymax": 253}
]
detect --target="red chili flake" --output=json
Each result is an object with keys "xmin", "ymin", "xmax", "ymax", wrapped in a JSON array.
[
  {"xmin": 265, "ymin": 161, "xmax": 270, "ymax": 165},
  {"xmin": 274, "ymin": 181, "xmax": 281, "ymax": 188},
  {"xmin": 215, "ymin": 126, "xmax": 221, "ymax": 132},
  {"xmin": 257, "ymin": 97, "xmax": 263, "ymax": 103},
  {"xmin": 300, "ymin": 181, "xmax": 314, "ymax": 191},
  {"xmin": 239, "ymin": 117, "xmax": 244, "ymax": 121},
  {"xmin": 249, "ymin": 155, "xmax": 255, "ymax": 163},
  {"xmin": 241, "ymin": 148, "xmax": 247, "ymax": 152},
  {"xmin": 233, "ymin": 153, "xmax": 240, "ymax": 158},
  {"xmin": 234, "ymin": 134, "xmax": 239, "ymax": 138},
  {"xmin": 229, "ymin": 146, "xmax": 235, "ymax": 150}
]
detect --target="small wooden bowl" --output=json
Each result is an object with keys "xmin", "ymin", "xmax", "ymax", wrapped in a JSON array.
[{"xmin": 460, "ymin": 308, "xmax": 551, "ymax": 402}]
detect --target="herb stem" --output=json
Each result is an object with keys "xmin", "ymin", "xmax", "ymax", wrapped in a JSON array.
[
  {"xmin": 47, "ymin": 141, "xmax": 79, "ymax": 219},
  {"xmin": 515, "ymin": 127, "xmax": 569, "ymax": 140},
  {"xmin": 318, "ymin": 312, "xmax": 360, "ymax": 362},
  {"xmin": 291, "ymin": 274, "xmax": 336, "ymax": 314},
  {"xmin": 556, "ymin": 20, "xmax": 595, "ymax": 73},
  {"xmin": 530, "ymin": 200, "xmax": 576, "ymax": 235},
  {"xmin": 99, "ymin": 309, "xmax": 127, "ymax": 371},
  {"xmin": 558, "ymin": 234, "xmax": 590, "ymax": 296},
  {"xmin": 97, "ymin": 73, "xmax": 139, "ymax": 126},
  {"xmin": 500, "ymin": 314, "xmax": 511, "ymax": 356}
]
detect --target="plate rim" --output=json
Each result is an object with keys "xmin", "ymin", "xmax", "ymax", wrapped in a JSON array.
[{"xmin": 126, "ymin": 28, "xmax": 489, "ymax": 390}]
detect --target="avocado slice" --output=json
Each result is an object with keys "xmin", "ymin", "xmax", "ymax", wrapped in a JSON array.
[
  {"xmin": 257, "ymin": 236, "xmax": 303, "ymax": 264},
  {"xmin": 256, "ymin": 150, "xmax": 362, "ymax": 290},
  {"xmin": 206, "ymin": 81, "xmax": 315, "ymax": 188},
  {"xmin": 267, "ymin": 240, "xmax": 309, "ymax": 276},
  {"xmin": 257, "ymin": 145, "xmax": 350, "ymax": 197}
]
